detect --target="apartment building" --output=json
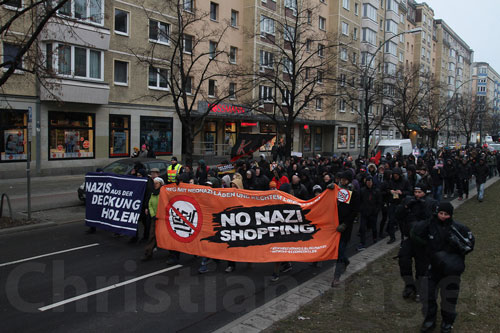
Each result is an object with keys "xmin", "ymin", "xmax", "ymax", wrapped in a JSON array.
[{"xmin": 472, "ymin": 62, "xmax": 500, "ymax": 139}]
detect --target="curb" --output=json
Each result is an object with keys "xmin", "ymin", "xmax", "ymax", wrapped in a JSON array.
[
  {"xmin": 0, "ymin": 221, "xmax": 57, "ymax": 236},
  {"xmin": 214, "ymin": 177, "xmax": 499, "ymax": 333}
]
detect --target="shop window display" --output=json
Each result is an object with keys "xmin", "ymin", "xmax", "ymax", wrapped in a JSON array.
[
  {"xmin": 48, "ymin": 111, "xmax": 94, "ymax": 159},
  {"xmin": 1, "ymin": 109, "xmax": 27, "ymax": 161},
  {"xmin": 140, "ymin": 116, "xmax": 173, "ymax": 155}
]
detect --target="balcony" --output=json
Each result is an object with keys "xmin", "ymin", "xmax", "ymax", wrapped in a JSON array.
[
  {"xmin": 40, "ymin": 78, "xmax": 110, "ymax": 104},
  {"xmin": 40, "ymin": 19, "xmax": 110, "ymax": 50}
]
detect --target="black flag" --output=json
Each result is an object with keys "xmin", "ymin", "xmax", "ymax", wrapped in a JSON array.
[{"xmin": 230, "ymin": 134, "xmax": 274, "ymax": 162}]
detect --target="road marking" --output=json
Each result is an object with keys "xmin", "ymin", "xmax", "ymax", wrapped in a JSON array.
[
  {"xmin": 38, "ymin": 265, "xmax": 183, "ymax": 312},
  {"xmin": 0, "ymin": 243, "xmax": 100, "ymax": 268}
]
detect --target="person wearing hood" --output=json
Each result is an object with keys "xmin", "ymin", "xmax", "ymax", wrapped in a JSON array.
[
  {"xmin": 443, "ymin": 159, "xmax": 456, "ymax": 199},
  {"xmin": 411, "ymin": 203, "xmax": 474, "ymax": 333},
  {"xmin": 271, "ymin": 166, "xmax": 289, "ymax": 190},
  {"xmin": 332, "ymin": 171, "xmax": 360, "ymax": 287},
  {"xmin": 395, "ymin": 182, "xmax": 437, "ymax": 301},
  {"xmin": 243, "ymin": 169, "xmax": 256, "ymax": 190},
  {"xmin": 253, "ymin": 167, "xmax": 270, "ymax": 190},
  {"xmin": 196, "ymin": 160, "xmax": 209, "ymax": 185},
  {"xmin": 472, "ymin": 158, "xmax": 489, "ymax": 202},
  {"xmin": 385, "ymin": 167, "xmax": 411, "ymax": 244},
  {"xmin": 357, "ymin": 175, "xmax": 381, "ymax": 251},
  {"xmin": 430, "ymin": 159, "xmax": 444, "ymax": 202},
  {"xmin": 455, "ymin": 158, "xmax": 471, "ymax": 200}
]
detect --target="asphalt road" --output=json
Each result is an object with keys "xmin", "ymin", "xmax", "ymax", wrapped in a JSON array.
[{"xmin": 0, "ymin": 220, "xmax": 348, "ymax": 332}]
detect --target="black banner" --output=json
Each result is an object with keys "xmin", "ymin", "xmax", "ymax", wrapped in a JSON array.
[{"xmin": 230, "ymin": 134, "xmax": 274, "ymax": 162}]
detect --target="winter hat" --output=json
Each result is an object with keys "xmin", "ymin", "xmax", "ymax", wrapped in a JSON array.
[
  {"xmin": 153, "ymin": 177, "xmax": 164, "ymax": 185},
  {"xmin": 341, "ymin": 171, "xmax": 353, "ymax": 182},
  {"xmin": 141, "ymin": 144, "xmax": 147, "ymax": 149},
  {"xmin": 171, "ymin": 156, "xmax": 178, "ymax": 162},
  {"xmin": 269, "ymin": 181, "xmax": 277, "ymax": 189},
  {"xmin": 312, "ymin": 184, "xmax": 323, "ymax": 193},
  {"xmin": 365, "ymin": 175, "xmax": 373, "ymax": 182},
  {"xmin": 137, "ymin": 168, "xmax": 147, "ymax": 177},
  {"xmin": 438, "ymin": 202, "xmax": 454, "ymax": 217}
]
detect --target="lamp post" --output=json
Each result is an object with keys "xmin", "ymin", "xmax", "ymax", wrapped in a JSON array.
[{"xmin": 359, "ymin": 27, "xmax": 422, "ymax": 156}]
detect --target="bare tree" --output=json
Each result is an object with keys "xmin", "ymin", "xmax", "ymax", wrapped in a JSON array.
[
  {"xmin": 130, "ymin": 0, "xmax": 251, "ymax": 164},
  {"xmin": 241, "ymin": 0, "xmax": 340, "ymax": 157},
  {"xmin": 0, "ymin": 0, "xmax": 71, "ymax": 88},
  {"xmin": 387, "ymin": 65, "xmax": 431, "ymax": 140}
]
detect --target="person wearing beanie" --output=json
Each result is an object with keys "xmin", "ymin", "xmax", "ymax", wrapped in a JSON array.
[
  {"xmin": 411, "ymin": 202, "xmax": 474, "ymax": 333},
  {"xmin": 332, "ymin": 169, "xmax": 360, "ymax": 287},
  {"xmin": 357, "ymin": 175, "xmax": 381, "ymax": 252},
  {"xmin": 167, "ymin": 156, "xmax": 183, "ymax": 184},
  {"xmin": 385, "ymin": 166, "xmax": 412, "ymax": 244},
  {"xmin": 138, "ymin": 144, "xmax": 148, "ymax": 158},
  {"xmin": 312, "ymin": 184, "xmax": 322, "ymax": 196},
  {"xmin": 395, "ymin": 181, "xmax": 437, "ymax": 301}
]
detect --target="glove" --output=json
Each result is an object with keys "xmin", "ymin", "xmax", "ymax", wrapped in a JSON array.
[
  {"xmin": 337, "ymin": 223, "xmax": 346, "ymax": 233},
  {"xmin": 327, "ymin": 183, "xmax": 335, "ymax": 190}
]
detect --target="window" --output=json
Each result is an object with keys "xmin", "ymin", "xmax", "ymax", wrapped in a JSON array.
[
  {"xmin": 341, "ymin": 48, "xmax": 348, "ymax": 61},
  {"xmin": 208, "ymin": 79, "xmax": 216, "ymax": 97},
  {"xmin": 49, "ymin": 44, "xmax": 102, "ymax": 79},
  {"xmin": 260, "ymin": 15, "xmax": 275, "ymax": 35},
  {"xmin": 384, "ymin": 63, "xmax": 396, "ymax": 75},
  {"xmin": 342, "ymin": 22, "xmax": 349, "ymax": 35},
  {"xmin": 285, "ymin": 0, "xmax": 297, "ymax": 14},
  {"xmin": 314, "ymin": 127, "xmax": 322, "ymax": 151},
  {"xmin": 385, "ymin": 41, "xmax": 397, "ymax": 56},
  {"xmin": 209, "ymin": 41, "xmax": 217, "ymax": 59},
  {"xmin": 316, "ymin": 98, "xmax": 323, "ymax": 110},
  {"xmin": 400, "ymin": 13, "xmax": 405, "ymax": 23},
  {"xmin": 282, "ymin": 89, "xmax": 291, "ymax": 105},
  {"xmin": 259, "ymin": 50, "xmax": 274, "ymax": 69},
  {"xmin": 387, "ymin": 0, "xmax": 397, "ymax": 12},
  {"xmin": 185, "ymin": 76, "xmax": 192, "ymax": 94},
  {"xmin": 204, "ymin": 121, "xmax": 217, "ymax": 153},
  {"xmin": 400, "ymin": 34, "xmax": 404, "ymax": 43},
  {"xmin": 362, "ymin": 28, "xmax": 376, "ymax": 45},
  {"xmin": 350, "ymin": 128, "xmax": 355, "ymax": 148},
  {"xmin": 447, "ymin": 76, "xmax": 454, "ymax": 85},
  {"xmin": 363, "ymin": 4, "xmax": 377, "ymax": 21},
  {"xmin": 229, "ymin": 46, "xmax": 237, "ymax": 63},
  {"xmin": 259, "ymin": 85, "xmax": 273, "ymax": 102},
  {"xmin": 183, "ymin": 34, "xmax": 193, "ymax": 53},
  {"xmin": 352, "ymin": 52, "xmax": 357, "ymax": 64},
  {"xmin": 183, "ymin": 0, "xmax": 194, "ymax": 12},
  {"xmin": 59, "ymin": 0, "xmax": 104, "ymax": 25},
  {"xmin": 386, "ymin": 19, "xmax": 398, "ymax": 34},
  {"xmin": 337, "ymin": 127, "xmax": 347, "ymax": 149},
  {"xmin": 229, "ymin": 82, "xmax": 236, "ymax": 99},
  {"xmin": 114, "ymin": 9, "xmax": 129, "ymax": 35},
  {"xmin": 1, "ymin": 109, "xmax": 27, "ymax": 161},
  {"xmin": 353, "ymin": 27, "xmax": 358, "ymax": 40},
  {"xmin": 354, "ymin": 3, "xmax": 359, "ymax": 15},
  {"xmin": 114, "ymin": 60, "xmax": 128, "ymax": 85},
  {"xmin": 210, "ymin": 2, "xmax": 218, "ymax": 20},
  {"xmin": 109, "ymin": 115, "xmax": 130, "ymax": 157},
  {"xmin": 317, "ymin": 70, "xmax": 323, "ymax": 84},
  {"xmin": 149, "ymin": 19, "xmax": 170, "ymax": 45},
  {"xmin": 140, "ymin": 116, "xmax": 173, "ymax": 156},
  {"xmin": 319, "ymin": 16, "xmax": 326, "ymax": 30},
  {"xmin": 231, "ymin": 10, "xmax": 238, "ymax": 27},
  {"xmin": 48, "ymin": 111, "xmax": 95, "ymax": 160},
  {"xmin": 306, "ymin": 39, "xmax": 312, "ymax": 52},
  {"xmin": 318, "ymin": 44, "xmax": 324, "ymax": 57},
  {"xmin": 148, "ymin": 66, "xmax": 169, "ymax": 90},
  {"xmin": 448, "ymin": 62, "xmax": 455, "ymax": 71},
  {"xmin": 449, "ymin": 49, "xmax": 456, "ymax": 58},
  {"xmin": 340, "ymin": 73, "xmax": 346, "ymax": 86},
  {"xmin": 361, "ymin": 52, "xmax": 374, "ymax": 68},
  {"xmin": 307, "ymin": 10, "xmax": 312, "ymax": 24},
  {"xmin": 303, "ymin": 126, "xmax": 311, "ymax": 152},
  {"xmin": 339, "ymin": 99, "xmax": 346, "ymax": 112},
  {"xmin": 283, "ymin": 57, "xmax": 293, "ymax": 74},
  {"xmin": 3, "ymin": 42, "xmax": 22, "ymax": 70},
  {"xmin": 284, "ymin": 24, "xmax": 295, "ymax": 41},
  {"xmin": 342, "ymin": 0, "xmax": 350, "ymax": 10},
  {"xmin": 399, "ymin": 52, "xmax": 403, "ymax": 62},
  {"xmin": 478, "ymin": 86, "xmax": 486, "ymax": 92}
]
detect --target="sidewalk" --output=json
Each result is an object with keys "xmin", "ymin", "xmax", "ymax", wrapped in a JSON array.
[{"xmin": 215, "ymin": 176, "xmax": 499, "ymax": 333}]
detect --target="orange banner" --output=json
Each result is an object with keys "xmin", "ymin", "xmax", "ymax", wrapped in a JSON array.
[{"xmin": 155, "ymin": 183, "xmax": 341, "ymax": 262}]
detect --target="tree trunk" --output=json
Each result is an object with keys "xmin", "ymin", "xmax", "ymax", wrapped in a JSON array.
[
  {"xmin": 284, "ymin": 119, "xmax": 294, "ymax": 158},
  {"xmin": 182, "ymin": 123, "xmax": 194, "ymax": 166}
]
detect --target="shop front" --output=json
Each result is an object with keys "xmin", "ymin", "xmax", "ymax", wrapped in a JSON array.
[{"xmin": 1, "ymin": 109, "xmax": 28, "ymax": 162}]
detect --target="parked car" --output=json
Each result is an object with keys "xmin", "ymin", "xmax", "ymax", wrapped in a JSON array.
[{"xmin": 77, "ymin": 158, "xmax": 170, "ymax": 202}]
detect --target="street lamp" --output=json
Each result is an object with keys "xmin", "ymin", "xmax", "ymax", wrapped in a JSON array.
[{"xmin": 359, "ymin": 27, "xmax": 423, "ymax": 156}]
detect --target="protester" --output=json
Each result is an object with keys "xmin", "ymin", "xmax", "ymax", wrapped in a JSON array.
[{"xmin": 141, "ymin": 177, "xmax": 164, "ymax": 261}]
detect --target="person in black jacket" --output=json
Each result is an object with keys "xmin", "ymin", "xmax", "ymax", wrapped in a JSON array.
[
  {"xmin": 386, "ymin": 167, "xmax": 412, "ymax": 244},
  {"xmin": 290, "ymin": 174, "xmax": 309, "ymax": 200},
  {"xmin": 357, "ymin": 175, "xmax": 381, "ymax": 250},
  {"xmin": 472, "ymin": 158, "xmax": 489, "ymax": 202},
  {"xmin": 395, "ymin": 182, "xmax": 437, "ymax": 300},
  {"xmin": 331, "ymin": 171, "xmax": 360, "ymax": 287},
  {"xmin": 411, "ymin": 202, "xmax": 474, "ymax": 333},
  {"xmin": 443, "ymin": 159, "xmax": 456, "ymax": 199},
  {"xmin": 456, "ymin": 158, "xmax": 471, "ymax": 200}
]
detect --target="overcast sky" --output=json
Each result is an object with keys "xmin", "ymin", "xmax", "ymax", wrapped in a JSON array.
[{"xmin": 425, "ymin": 0, "xmax": 500, "ymax": 73}]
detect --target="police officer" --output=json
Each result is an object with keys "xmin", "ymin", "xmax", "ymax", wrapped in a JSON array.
[
  {"xmin": 167, "ymin": 157, "xmax": 183, "ymax": 184},
  {"xmin": 395, "ymin": 182, "xmax": 437, "ymax": 300},
  {"xmin": 411, "ymin": 202, "xmax": 474, "ymax": 333}
]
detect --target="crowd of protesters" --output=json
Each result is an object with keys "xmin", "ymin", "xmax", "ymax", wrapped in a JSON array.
[{"xmin": 89, "ymin": 144, "xmax": 487, "ymax": 331}]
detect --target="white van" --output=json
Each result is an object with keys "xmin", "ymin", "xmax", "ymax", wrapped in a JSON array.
[{"xmin": 375, "ymin": 139, "xmax": 413, "ymax": 156}]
